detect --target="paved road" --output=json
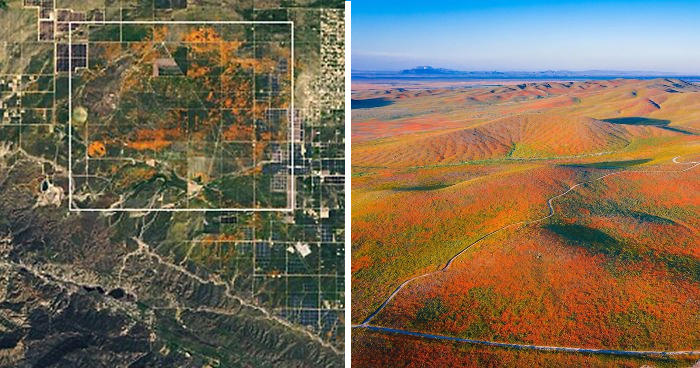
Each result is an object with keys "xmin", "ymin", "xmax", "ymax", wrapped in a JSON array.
[
  {"xmin": 353, "ymin": 325, "xmax": 700, "ymax": 358},
  {"xmin": 358, "ymin": 156, "xmax": 700, "ymax": 356}
]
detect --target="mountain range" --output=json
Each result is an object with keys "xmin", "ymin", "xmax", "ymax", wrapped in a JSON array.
[{"xmin": 353, "ymin": 66, "xmax": 700, "ymax": 80}]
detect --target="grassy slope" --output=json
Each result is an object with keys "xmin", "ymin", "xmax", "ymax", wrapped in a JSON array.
[
  {"xmin": 351, "ymin": 79, "xmax": 700, "ymax": 352},
  {"xmin": 372, "ymin": 163, "xmax": 700, "ymax": 350}
]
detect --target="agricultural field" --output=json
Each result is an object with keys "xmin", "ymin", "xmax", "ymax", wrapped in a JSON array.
[
  {"xmin": 351, "ymin": 78, "xmax": 700, "ymax": 366},
  {"xmin": 0, "ymin": 0, "xmax": 345, "ymax": 366}
]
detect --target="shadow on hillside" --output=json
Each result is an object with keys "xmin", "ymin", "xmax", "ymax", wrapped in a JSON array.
[
  {"xmin": 351, "ymin": 98, "xmax": 394, "ymax": 109},
  {"xmin": 545, "ymin": 224, "xmax": 621, "ymax": 256},
  {"xmin": 602, "ymin": 117, "xmax": 695, "ymax": 135},
  {"xmin": 546, "ymin": 222, "xmax": 700, "ymax": 281},
  {"xmin": 562, "ymin": 159, "xmax": 652, "ymax": 169}
]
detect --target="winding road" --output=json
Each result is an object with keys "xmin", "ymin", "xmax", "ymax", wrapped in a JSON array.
[
  {"xmin": 355, "ymin": 156, "xmax": 700, "ymax": 357},
  {"xmin": 353, "ymin": 325, "xmax": 700, "ymax": 358}
]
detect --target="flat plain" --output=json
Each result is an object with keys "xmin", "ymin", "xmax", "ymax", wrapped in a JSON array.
[{"xmin": 351, "ymin": 78, "xmax": 700, "ymax": 367}]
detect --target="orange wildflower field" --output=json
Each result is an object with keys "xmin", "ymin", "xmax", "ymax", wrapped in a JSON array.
[{"xmin": 351, "ymin": 79, "xmax": 700, "ymax": 366}]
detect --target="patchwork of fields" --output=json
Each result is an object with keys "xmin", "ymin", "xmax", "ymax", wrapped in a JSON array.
[{"xmin": 0, "ymin": 0, "xmax": 345, "ymax": 366}]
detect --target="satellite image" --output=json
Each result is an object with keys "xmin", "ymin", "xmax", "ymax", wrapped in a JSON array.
[
  {"xmin": 351, "ymin": 1, "xmax": 700, "ymax": 367},
  {"xmin": 0, "ymin": 0, "xmax": 345, "ymax": 366}
]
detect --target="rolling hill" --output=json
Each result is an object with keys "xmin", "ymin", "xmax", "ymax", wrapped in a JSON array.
[{"xmin": 352, "ymin": 78, "xmax": 700, "ymax": 367}]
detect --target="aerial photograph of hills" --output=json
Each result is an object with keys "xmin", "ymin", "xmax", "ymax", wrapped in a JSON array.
[{"xmin": 351, "ymin": 1, "xmax": 700, "ymax": 367}]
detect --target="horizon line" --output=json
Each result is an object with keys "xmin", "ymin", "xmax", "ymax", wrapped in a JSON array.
[{"xmin": 351, "ymin": 67, "xmax": 700, "ymax": 75}]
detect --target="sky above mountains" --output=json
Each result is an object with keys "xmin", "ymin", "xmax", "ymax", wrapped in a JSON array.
[{"xmin": 352, "ymin": 0, "xmax": 700, "ymax": 74}]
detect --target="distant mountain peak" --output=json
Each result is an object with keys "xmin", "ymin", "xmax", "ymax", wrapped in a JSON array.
[
  {"xmin": 400, "ymin": 66, "xmax": 459, "ymax": 75},
  {"xmin": 356, "ymin": 67, "xmax": 698, "ymax": 81}
]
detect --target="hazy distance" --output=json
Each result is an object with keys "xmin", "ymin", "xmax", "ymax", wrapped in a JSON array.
[{"xmin": 352, "ymin": 0, "xmax": 700, "ymax": 74}]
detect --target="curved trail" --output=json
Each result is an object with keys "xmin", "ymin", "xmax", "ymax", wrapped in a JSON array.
[{"xmin": 356, "ymin": 156, "xmax": 700, "ymax": 356}]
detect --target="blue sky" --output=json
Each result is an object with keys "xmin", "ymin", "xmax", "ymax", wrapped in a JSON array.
[{"xmin": 352, "ymin": 0, "xmax": 700, "ymax": 73}]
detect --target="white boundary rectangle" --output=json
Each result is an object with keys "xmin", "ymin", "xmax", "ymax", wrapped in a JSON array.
[{"xmin": 68, "ymin": 20, "xmax": 294, "ymax": 212}]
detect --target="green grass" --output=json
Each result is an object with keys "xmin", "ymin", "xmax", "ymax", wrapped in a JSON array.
[
  {"xmin": 122, "ymin": 24, "xmax": 151, "ymax": 41},
  {"xmin": 415, "ymin": 298, "xmax": 448, "ymax": 323},
  {"xmin": 392, "ymin": 184, "xmax": 451, "ymax": 192},
  {"xmin": 88, "ymin": 25, "xmax": 120, "ymax": 41},
  {"xmin": 507, "ymin": 143, "xmax": 553, "ymax": 158}
]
